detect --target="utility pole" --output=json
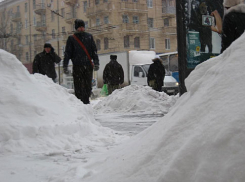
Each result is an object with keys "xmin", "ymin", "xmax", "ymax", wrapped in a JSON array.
[{"xmin": 57, "ymin": 0, "xmax": 61, "ymax": 85}]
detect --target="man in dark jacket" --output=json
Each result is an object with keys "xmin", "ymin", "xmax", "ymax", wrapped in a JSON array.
[
  {"xmin": 147, "ymin": 56, "xmax": 165, "ymax": 92},
  {"xmin": 103, "ymin": 55, "xmax": 124, "ymax": 95},
  {"xmin": 221, "ymin": 0, "xmax": 245, "ymax": 53},
  {"xmin": 33, "ymin": 43, "xmax": 61, "ymax": 82},
  {"xmin": 63, "ymin": 19, "xmax": 99, "ymax": 104}
]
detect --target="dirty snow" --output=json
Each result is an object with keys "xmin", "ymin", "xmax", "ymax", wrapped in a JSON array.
[{"xmin": 94, "ymin": 85, "xmax": 178, "ymax": 114}]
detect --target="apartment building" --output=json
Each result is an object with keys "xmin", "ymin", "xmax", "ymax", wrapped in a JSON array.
[{"xmin": 0, "ymin": 0, "xmax": 177, "ymax": 73}]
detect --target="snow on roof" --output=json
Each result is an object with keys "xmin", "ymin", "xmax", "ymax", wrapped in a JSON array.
[{"xmin": 76, "ymin": 34, "xmax": 245, "ymax": 181}]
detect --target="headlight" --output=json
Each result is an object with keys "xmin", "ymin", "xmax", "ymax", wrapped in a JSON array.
[{"xmin": 175, "ymin": 82, "xmax": 179, "ymax": 86}]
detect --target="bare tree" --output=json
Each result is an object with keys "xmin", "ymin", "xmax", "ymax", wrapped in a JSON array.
[{"xmin": 0, "ymin": 5, "xmax": 11, "ymax": 50}]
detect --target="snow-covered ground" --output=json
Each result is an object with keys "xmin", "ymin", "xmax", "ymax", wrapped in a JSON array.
[{"xmin": 1, "ymin": 32, "xmax": 245, "ymax": 182}]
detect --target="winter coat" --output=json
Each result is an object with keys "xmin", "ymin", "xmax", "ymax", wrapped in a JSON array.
[
  {"xmin": 63, "ymin": 31, "xmax": 99, "ymax": 68},
  {"xmin": 221, "ymin": 4, "xmax": 245, "ymax": 53},
  {"xmin": 32, "ymin": 48, "xmax": 61, "ymax": 79},
  {"xmin": 147, "ymin": 59, "xmax": 165, "ymax": 87},
  {"xmin": 103, "ymin": 60, "xmax": 124, "ymax": 85}
]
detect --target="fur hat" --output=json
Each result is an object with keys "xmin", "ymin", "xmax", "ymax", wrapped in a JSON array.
[
  {"xmin": 44, "ymin": 43, "xmax": 52, "ymax": 48},
  {"xmin": 110, "ymin": 55, "xmax": 117, "ymax": 60},
  {"xmin": 223, "ymin": 0, "xmax": 243, "ymax": 8},
  {"xmin": 75, "ymin": 19, "xmax": 85, "ymax": 30}
]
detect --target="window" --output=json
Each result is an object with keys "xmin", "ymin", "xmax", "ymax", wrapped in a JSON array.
[
  {"xmin": 26, "ymin": 52, "xmax": 29, "ymax": 62},
  {"xmin": 25, "ymin": 19, "xmax": 28, "ymax": 29},
  {"xmin": 17, "ymin": 6, "xmax": 20, "ymax": 12},
  {"xmin": 164, "ymin": 18, "xmax": 169, "ymax": 27},
  {"xmin": 169, "ymin": 0, "xmax": 175, "ymax": 6},
  {"xmin": 104, "ymin": 0, "xmax": 108, "ymax": 2},
  {"xmin": 134, "ymin": 66, "xmax": 145, "ymax": 77},
  {"xmin": 96, "ymin": 18, "xmax": 100, "ymax": 26},
  {"xmin": 62, "ymin": 27, "xmax": 66, "ymax": 33},
  {"xmin": 121, "ymin": 0, "xmax": 128, "ymax": 1},
  {"xmin": 84, "ymin": 1, "xmax": 87, "ymax": 12},
  {"xmin": 104, "ymin": 37, "xmax": 109, "ymax": 50},
  {"xmin": 10, "ymin": 24, "xmax": 13, "ymax": 34},
  {"xmin": 34, "ymin": 34, "xmax": 37, "ymax": 41},
  {"xmin": 25, "ymin": 35, "xmax": 29, "ymax": 44},
  {"xmin": 25, "ymin": 3, "xmax": 28, "ymax": 12},
  {"xmin": 85, "ymin": 21, "xmax": 88, "ymax": 28},
  {"xmin": 33, "ymin": 16, "xmax": 36, "ymax": 26},
  {"xmin": 52, "ymin": 29, "xmax": 55, "ymax": 39},
  {"xmin": 148, "ymin": 18, "xmax": 153, "ymax": 28},
  {"xmin": 34, "ymin": 51, "xmax": 37, "ymax": 56},
  {"xmin": 11, "ymin": 40, "xmax": 13, "ymax": 51},
  {"xmin": 150, "ymin": 37, "xmax": 155, "ymax": 49},
  {"xmin": 122, "ymin": 15, "xmax": 129, "ymax": 23},
  {"xmin": 147, "ymin": 0, "xmax": 153, "ymax": 8},
  {"xmin": 124, "ymin": 35, "xmax": 129, "ymax": 48},
  {"xmin": 96, "ymin": 39, "xmax": 101, "ymax": 50},
  {"xmin": 18, "ymin": 37, "xmax": 21, "ymax": 44},
  {"xmin": 51, "ymin": 11, "xmax": 54, "ymax": 21},
  {"xmin": 104, "ymin": 16, "xmax": 109, "ymax": 24},
  {"xmin": 133, "ymin": 16, "xmax": 139, "ymax": 24},
  {"xmin": 165, "ymin": 38, "xmax": 170, "ymax": 50},
  {"xmin": 134, "ymin": 37, "xmax": 140, "ymax": 48},
  {"xmin": 133, "ymin": 0, "xmax": 138, "ymax": 2},
  {"xmin": 33, "ymin": 0, "xmax": 36, "ymax": 9},
  {"xmin": 95, "ymin": 0, "xmax": 99, "ymax": 5},
  {"xmin": 61, "ymin": 8, "xmax": 65, "ymax": 18}
]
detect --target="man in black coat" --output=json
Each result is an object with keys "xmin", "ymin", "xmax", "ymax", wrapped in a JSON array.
[
  {"xmin": 221, "ymin": 0, "xmax": 245, "ymax": 53},
  {"xmin": 103, "ymin": 55, "xmax": 124, "ymax": 95},
  {"xmin": 33, "ymin": 43, "xmax": 61, "ymax": 82},
  {"xmin": 63, "ymin": 19, "xmax": 99, "ymax": 104},
  {"xmin": 147, "ymin": 56, "xmax": 165, "ymax": 92}
]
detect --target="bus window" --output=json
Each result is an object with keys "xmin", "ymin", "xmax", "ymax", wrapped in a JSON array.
[
  {"xmin": 160, "ymin": 55, "xmax": 169, "ymax": 71},
  {"xmin": 169, "ymin": 54, "xmax": 178, "ymax": 72}
]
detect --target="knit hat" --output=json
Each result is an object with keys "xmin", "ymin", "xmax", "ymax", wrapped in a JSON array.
[
  {"xmin": 223, "ymin": 0, "xmax": 243, "ymax": 8},
  {"xmin": 110, "ymin": 55, "xmax": 117, "ymax": 60},
  {"xmin": 75, "ymin": 19, "xmax": 85, "ymax": 30},
  {"xmin": 44, "ymin": 43, "xmax": 52, "ymax": 48}
]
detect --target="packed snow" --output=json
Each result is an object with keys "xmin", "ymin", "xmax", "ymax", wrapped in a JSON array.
[
  {"xmin": 94, "ymin": 85, "xmax": 178, "ymax": 114},
  {"xmin": 52, "ymin": 34, "xmax": 245, "ymax": 182}
]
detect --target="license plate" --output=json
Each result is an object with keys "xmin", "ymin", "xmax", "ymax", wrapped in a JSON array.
[{"xmin": 167, "ymin": 90, "xmax": 175, "ymax": 93}]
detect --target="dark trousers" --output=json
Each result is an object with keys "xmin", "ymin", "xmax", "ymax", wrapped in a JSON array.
[
  {"xmin": 108, "ymin": 84, "xmax": 119, "ymax": 95},
  {"xmin": 73, "ymin": 65, "xmax": 93, "ymax": 104}
]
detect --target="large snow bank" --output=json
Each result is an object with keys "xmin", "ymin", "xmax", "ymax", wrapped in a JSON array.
[
  {"xmin": 74, "ymin": 34, "xmax": 245, "ymax": 181},
  {"xmin": 0, "ymin": 50, "xmax": 118, "ymax": 154},
  {"xmin": 94, "ymin": 85, "xmax": 178, "ymax": 114}
]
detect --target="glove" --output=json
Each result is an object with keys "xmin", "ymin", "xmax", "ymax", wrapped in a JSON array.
[
  {"xmin": 94, "ymin": 65, "xmax": 99, "ymax": 71},
  {"xmin": 63, "ymin": 67, "xmax": 69, "ymax": 74}
]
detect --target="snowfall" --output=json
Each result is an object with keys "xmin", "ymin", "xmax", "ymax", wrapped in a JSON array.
[{"xmin": 1, "ymin": 33, "xmax": 245, "ymax": 182}]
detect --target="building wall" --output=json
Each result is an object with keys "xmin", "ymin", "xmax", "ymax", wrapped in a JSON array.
[{"xmin": 0, "ymin": 0, "xmax": 177, "ymax": 72}]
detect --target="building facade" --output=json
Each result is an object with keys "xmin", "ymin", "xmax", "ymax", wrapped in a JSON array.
[{"xmin": 0, "ymin": 0, "xmax": 177, "ymax": 73}]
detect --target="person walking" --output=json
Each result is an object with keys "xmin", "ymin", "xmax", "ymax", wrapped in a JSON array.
[
  {"xmin": 221, "ymin": 0, "xmax": 245, "ymax": 53},
  {"xmin": 32, "ymin": 43, "xmax": 61, "ymax": 82},
  {"xmin": 103, "ymin": 55, "xmax": 124, "ymax": 95},
  {"xmin": 147, "ymin": 55, "xmax": 165, "ymax": 92},
  {"xmin": 63, "ymin": 19, "xmax": 99, "ymax": 104}
]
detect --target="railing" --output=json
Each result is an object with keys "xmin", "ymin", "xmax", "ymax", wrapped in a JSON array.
[
  {"xmin": 120, "ymin": 2, "xmax": 147, "ymax": 11},
  {"xmin": 36, "ymin": 21, "xmax": 47, "ymax": 28},
  {"xmin": 66, "ymin": 12, "xmax": 77, "ymax": 21},
  {"xmin": 64, "ymin": 0, "xmax": 77, "ymax": 6},
  {"xmin": 34, "ymin": 3, "xmax": 46, "ymax": 14},
  {"xmin": 11, "ymin": 12, "xmax": 21, "ymax": 21},
  {"xmin": 87, "ymin": 3, "xmax": 113, "ymax": 16}
]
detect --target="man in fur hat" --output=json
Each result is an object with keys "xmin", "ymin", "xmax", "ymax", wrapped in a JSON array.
[
  {"xmin": 103, "ymin": 55, "xmax": 124, "ymax": 95},
  {"xmin": 147, "ymin": 55, "xmax": 166, "ymax": 92},
  {"xmin": 221, "ymin": 0, "xmax": 245, "ymax": 52},
  {"xmin": 33, "ymin": 43, "xmax": 61, "ymax": 82}
]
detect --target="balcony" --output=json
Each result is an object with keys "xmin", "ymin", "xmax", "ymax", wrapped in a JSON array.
[
  {"xmin": 120, "ymin": 2, "xmax": 147, "ymax": 13},
  {"xmin": 121, "ymin": 24, "xmax": 148, "ymax": 34},
  {"xmin": 65, "ymin": 12, "xmax": 76, "ymax": 24},
  {"xmin": 35, "ymin": 21, "xmax": 47, "ymax": 32},
  {"xmin": 64, "ymin": 0, "xmax": 77, "ymax": 6},
  {"xmin": 89, "ymin": 24, "xmax": 114, "ymax": 35},
  {"xmin": 162, "ymin": 26, "xmax": 177, "ymax": 34},
  {"xmin": 34, "ymin": 36, "xmax": 51, "ymax": 49},
  {"xmin": 11, "ymin": 12, "xmax": 21, "ymax": 22},
  {"xmin": 162, "ymin": 6, "xmax": 176, "ymax": 17},
  {"xmin": 87, "ymin": 3, "xmax": 113, "ymax": 17},
  {"xmin": 34, "ymin": 3, "xmax": 46, "ymax": 15}
]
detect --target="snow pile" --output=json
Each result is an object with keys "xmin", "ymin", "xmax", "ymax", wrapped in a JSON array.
[
  {"xmin": 0, "ymin": 50, "xmax": 118, "ymax": 154},
  {"xmin": 94, "ymin": 85, "xmax": 178, "ymax": 114},
  {"xmin": 67, "ymin": 34, "xmax": 245, "ymax": 181}
]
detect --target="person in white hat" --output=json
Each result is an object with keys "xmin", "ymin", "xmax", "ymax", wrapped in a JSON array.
[{"xmin": 221, "ymin": 0, "xmax": 245, "ymax": 52}]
